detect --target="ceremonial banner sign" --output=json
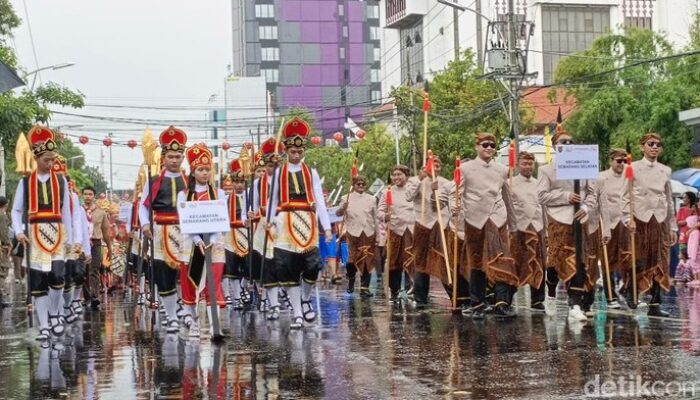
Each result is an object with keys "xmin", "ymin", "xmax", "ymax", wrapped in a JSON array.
[
  {"xmin": 178, "ymin": 199, "xmax": 230, "ymax": 234},
  {"xmin": 119, "ymin": 203, "xmax": 132, "ymax": 232},
  {"xmin": 554, "ymin": 145, "xmax": 599, "ymax": 181}
]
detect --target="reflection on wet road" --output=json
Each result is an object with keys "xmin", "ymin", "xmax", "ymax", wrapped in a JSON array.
[{"xmin": 2, "ymin": 282, "xmax": 700, "ymax": 399}]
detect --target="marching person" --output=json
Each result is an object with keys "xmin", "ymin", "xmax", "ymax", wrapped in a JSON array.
[
  {"xmin": 139, "ymin": 126, "xmax": 188, "ymax": 333},
  {"xmin": 336, "ymin": 175, "xmax": 378, "ymax": 298},
  {"xmin": 177, "ymin": 143, "xmax": 227, "ymax": 338},
  {"xmin": 12, "ymin": 126, "xmax": 75, "ymax": 341},
  {"xmin": 537, "ymin": 126, "xmax": 596, "ymax": 321},
  {"xmin": 406, "ymin": 154, "xmax": 457, "ymax": 307},
  {"xmin": 50, "ymin": 159, "xmax": 85, "ymax": 323},
  {"xmin": 223, "ymin": 159, "xmax": 249, "ymax": 310},
  {"xmin": 267, "ymin": 117, "xmax": 332, "ymax": 328},
  {"xmin": 598, "ymin": 148, "xmax": 630, "ymax": 310},
  {"xmin": 82, "ymin": 185, "xmax": 112, "ymax": 310},
  {"xmin": 377, "ymin": 165, "xmax": 415, "ymax": 303},
  {"xmin": 252, "ymin": 138, "xmax": 283, "ymax": 313},
  {"xmin": 460, "ymin": 133, "xmax": 518, "ymax": 319},
  {"xmin": 623, "ymin": 133, "xmax": 677, "ymax": 316},
  {"xmin": 510, "ymin": 151, "xmax": 546, "ymax": 312}
]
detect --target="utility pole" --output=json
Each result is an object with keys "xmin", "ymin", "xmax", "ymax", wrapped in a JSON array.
[
  {"xmin": 475, "ymin": 0, "xmax": 483, "ymax": 67},
  {"xmin": 483, "ymin": 0, "xmax": 536, "ymax": 161},
  {"xmin": 507, "ymin": 0, "xmax": 520, "ymax": 157},
  {"xmin": 109, "ymin": 132, "xmax": 114, "ymax": 195},
  {"xmin": 0, "ymin": 143, "xmax": 5, "ymax": 197},
  {"xmin": 453, "ymin": 1, "xmax": 460, "ymax": 59}
]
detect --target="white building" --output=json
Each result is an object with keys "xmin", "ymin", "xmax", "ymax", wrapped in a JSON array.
[{"xmin": 380, "ymin": 0, "xmax": 698, "ymax": 93}]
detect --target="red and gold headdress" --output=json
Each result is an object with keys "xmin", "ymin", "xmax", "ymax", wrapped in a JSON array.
[
  {"xmin": 27, "ymin": 125, "xmax": 58, "ymax": 157},
  {"xmin": 52, "ymin": 155, "xmax": 67, "ymax": 174},
  {"xmin": 229, "ymin": 159, "xmax": 246, "ymax": 181},
  {"xmin": 221, "ymin": 174, "xmax": 234, "ymax": 191},
  {"xmin": 257, "ymin": 136, "xmax": 284, "ymax": 166},
  {"xmin": 159, "ymin": 126, "xmax": 187, "ymax": 153},
  {"xmin": 282, "ymin": 117, "xmax": 311, "ymax": 148},
  {"xmin": 185, "ymin": 143, "xmax": 213, "ymax": 170}
]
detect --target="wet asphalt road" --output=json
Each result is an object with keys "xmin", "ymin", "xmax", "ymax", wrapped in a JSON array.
[{"xmin": 1, "ymin": 278, "xmax": 700, "ymax": 399}]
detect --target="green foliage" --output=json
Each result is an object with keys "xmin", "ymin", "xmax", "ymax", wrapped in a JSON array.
[
  {"xmin": 391, "ymin": 49, "xmax": 524, "ymax": 177},
  {"xmin": 0, "ymin": 0, "xmax": 98, "ymax": 199},
  {"xmin": 304, "ymin": 124, "xmax": 395, "ymax": 197},
  {"xmin": 552, "ymin": 25, "xmax": 698, "ymax": 169}
]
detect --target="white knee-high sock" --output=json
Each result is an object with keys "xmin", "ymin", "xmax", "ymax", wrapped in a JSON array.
[
  {"xmin": 232, "ymin": 279, "xmax": 241, "ymax": 301},
  {"xmin": 48, "ymin": 288, "xmax": 63, "ymax": 316},
  {"xmin": 222, "ymin": 278, "xmax": 231, "ymax": 298},
  {"xmin": 287, "ymin": 286, "xmax": 302, "ymax": 319},
  {"xmin": 72, "ymin": 286, "xmax": 82, "ymax": 302},
  {"xmin": 266, "ymin": 287, "xmax": 279, "ymax": 307},
  {"xmin": 62, "ymin": 289, "xmax": 72, "ymax": 315},
  {"xmin": 139, "ymin": 276, "xmax": 145, "ymax": 293},
  {"xmin": 163, "ymin": 294, "xmax": 178, "ymax": 321},
  {"xmin": 301, "ymin": 280, "xmax": 314, "ymax": 302},
  {"xmin": 35, "ymin": 296, "xmax": 49, "ymax": 329}
]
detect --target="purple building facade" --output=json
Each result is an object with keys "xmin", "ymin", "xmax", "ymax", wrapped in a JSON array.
[{"xmin": 231, "ymin": 0, "xmax": 381, "ymax": 138}]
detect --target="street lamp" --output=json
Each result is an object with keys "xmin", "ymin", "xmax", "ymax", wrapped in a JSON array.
[{"xmin": 25, "ymin": 62, "xmax": 76, "ymax": 90}]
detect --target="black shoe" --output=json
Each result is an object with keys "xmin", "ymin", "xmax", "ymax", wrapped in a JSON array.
[
  {"xmin": 90, "ymin": 298, "xmax": 101, "ymax": 311},
  {"xmin": 471, "ymin": 308, "xmax": 484, "ymax": 320},
  {"xmin": 530, "ymin": 302, "xmax": 545, "ymax": 312},
  {"xmin": 623, "ymin": 287, "xmax": 638, "ymax": 310},
  {"xmin": 360, "ymin": 289, "xmax": 373, "ymax": 299},
  {"xmin": 494, "ymin": 303, "xmax": 516, "ymax": 319},
  {"xmin": 347, "ymin": 280, "xmax": 355, "ymax": 294},
  {"xmin": 647, "ymin": 305, "xmax": 670, "ymax": 318}
]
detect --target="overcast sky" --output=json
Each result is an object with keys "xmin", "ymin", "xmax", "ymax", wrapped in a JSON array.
[{"xmin": 10, "ymin": 0, "xmax": 232, "ymax": 190}]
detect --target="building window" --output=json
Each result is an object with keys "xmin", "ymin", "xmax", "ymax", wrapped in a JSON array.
[
  {"xmin": 259, "ymin": 25, "xmax": 278, "ymax": 40},
  {"xmin": 371, "ymin": 69, "xmax": 380, "ymax": 83},
  {"xmin": 367, "ymin": 5, "xmax": 380, "ymax": 19},
  {"xmin": 342, "ymin": 26, "xmax": 348, "ymax": 38},
  {"xmin": 541, "ymin": 5, "xmax": 610, "ymax": 84},
  {"xmin": 261, "ymin": 47, "xmax": 279, "ymax": 61},
  {"xmin": 255, "ymin": 4, "xmax": 274, "ymax": 18},
  {"xmin": 371, "ymin": 90, "xmax": 382, "ymax": 104},
  {"xmin": 261, "ymin": 69, "xmax": 278, "ymax": 83},
  {"xmin": 370, "ymin": 26, "xmax": 380, "ymax": 41},
  {"xmin": 338, "ymin": 4, "xmax": 344, "ymax": 17},
  {"xmin": 373, "ymin": 47, "xmax": 381, "ymax": 63},
  {"xmin": 339, "ymin": 47, "xmax": 345, "ymax": 59},
  {"xmin": 625, "ymin": 16, "xmax": 652, "ymax": 29}
]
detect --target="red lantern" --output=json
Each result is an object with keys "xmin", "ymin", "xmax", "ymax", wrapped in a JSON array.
[
  {"xmin": 127, "ymin": 139, "xmax": 137, "ymax": 149},
  {"xmin": 79, "ymin": 136, "xmax": 89, "ymax": 145},
  {"xmin": 222, "ymin": 141, "xmax": 231, "ymax": 151},
  {"xmin": 356, "ymin": 130, "xmax": 366, "ymax": 140},
  {"xmin": 103, "ymin": 137, "xmax": 112, "ymax": 147},
  {"xmin": 333, "ymin": 132, "xmax": 344, "ymax": 143},
  {"xmin": 311, "ymin": 136, "xmax": 321, "ymax": 145}
]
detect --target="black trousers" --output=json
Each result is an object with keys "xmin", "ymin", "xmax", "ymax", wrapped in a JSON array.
[
  {"xmin": 346, "ymin": 263, "xmax": 371, "ymax": 289},
  {"xmin": 413, "ymin": 272, "xmax": 469, "ymax": 305},
  {"xmin": 30, "ymin": 261, "xmax": 65, "ymax": 297},
  {"xmin": 154, "ymin": 260, "xmax": 179, "ymax": 297},
  {"xmin": 470, "ymin": 269, "xmax": 512, "ymax": 307},
  {"xmin": 530, "ymin": 279, "xmax": 545, "ymax": 306}
]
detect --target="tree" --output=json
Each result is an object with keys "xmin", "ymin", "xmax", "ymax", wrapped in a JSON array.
[
  {"xmin": 0, "ymin": 0, "xmax": 88, "ymax": 197},
  {"xmin": 391, "ymin": 49, "xmax": 528, "ymax": 177},
  {"xmin": 552, "ymin": 25, "xmax": 698, "ymax": 169}
]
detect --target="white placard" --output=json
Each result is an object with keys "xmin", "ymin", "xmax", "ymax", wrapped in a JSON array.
[
  {"xmin": 177, "ymin": 199, "xmax": 231, "ymax": 234},
  {"xmin": 119, "ymin": 203, "xmax": 133, "ymax": 232},
  {"xmin": 554, "ymin": 144, "xmax": 599, "ymax": 181},
  {"xmin": 328, "ymin": 206, "xmax": 343, "ymax": 224}
]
